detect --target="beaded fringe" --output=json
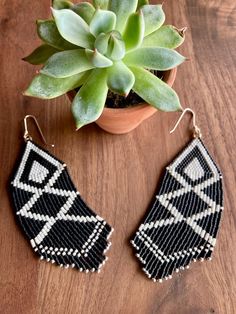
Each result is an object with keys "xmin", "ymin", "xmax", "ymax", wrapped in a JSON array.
[
  {"xmin": 131, "ymin": 139, "xmax": 223, "ymax": 282},
  {"xmin": 10, "ymin": 141, "xmax": 113, "ymax": 272}
]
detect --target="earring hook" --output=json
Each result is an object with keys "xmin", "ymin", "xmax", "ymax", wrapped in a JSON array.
[
  {"xmin": 170, "ymin": 108, "xmax": 202, "ymax": 138},
  {"xmin": 23, "ymin": 115, "xmax": 48, "ymax": 144}
]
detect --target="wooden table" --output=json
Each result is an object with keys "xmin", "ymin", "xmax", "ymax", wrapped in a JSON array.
[{"xmin": 0, "ymin": 1, "xmax": 235, "ymax": 313}]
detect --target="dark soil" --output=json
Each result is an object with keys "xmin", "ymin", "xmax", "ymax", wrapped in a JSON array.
[
  {"xmin": 106, "ymin": 70, "xmax": 164, "ymax": 108},
  {"xmin": 106, "ymin": 90, "xmax": 144, "ymax": 108}
]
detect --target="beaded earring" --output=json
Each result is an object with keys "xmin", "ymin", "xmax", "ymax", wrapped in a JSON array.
[
  {"xmin": 10, "ymin": 115, "xmax": 113, "ymax": 272},
  {"xmin": 131, "ymin": 108, "xmax": 224, "ymax": 282}
]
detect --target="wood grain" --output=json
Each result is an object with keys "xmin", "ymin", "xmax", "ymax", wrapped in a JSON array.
[{"xmin": 0, "ymin": 0, "xmax": 236, "ymax": 313}]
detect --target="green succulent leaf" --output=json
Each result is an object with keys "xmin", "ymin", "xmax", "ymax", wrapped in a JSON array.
[
  {"xmin": 109, "ymin": 0, "xmax": 138, "ymax": 33},
  {"xmin": 90, "ymin": 9, "xmax": 116, "ymax": 37},
  {"xmin": 95, "ymin": 31, "xmax": 125, "ymax": 60},
  {"xmin": 41, "ymin": 49, "xmax": 95, "ymax": 78},
  {"xmin": 129, "ymin": 66, "xmax": 182, "ymax": 111},
  {"xmin": 124, "ymin": 47, "xmax": 185, "ymax": 71},
  {"xmin": 52, "ymin": 0, "xmax": 73, "ymax": 9},
  {"xmin": 107, "ymin": 61, "xmax": 135, "ymax": 96},
  {"xmin": 141, "ymin": 4, "xmax": 165, "ymax": 36},
  {"xmin": 24, "ymin": 72, "xmax": 90, "ymax": 99},
  {"xmin": 137, "ymin": 0, "xmax": 149, "ymax": 9},
  {"xmin": 85, "ymin": 49, "xmax": 113, "ymax": 68},
  {"xmin": 37, "ymin": 20, "xmax": 77, "ymax": 50},
  {"xmin": 52, "ymin": 8, "xmax": 95, "ymax": 49},
  {"xmin": 22, "ymin": 44, "xmax": 59, "ymax": 65},
  {"xmin": 123, "ymin": 11, "xmax": 145, "ymax": 51},
  {"xmin": 142, "ymin": 25, "xmax": 186, "ymax": 49},
  {"xmin": 94, "ymin": 33, "xmax": 110, "ymax": 54},
  {"xmin": 72, "ymin": 69, "xmax": 108, "ymax": 129},
  {"xmin": 106, "ymin": 31, "xmax": 125, "ymax": 60},
  {"xmin": 72, "ymin": 2, "xmax": 95, "ymax": 24},
  {"xmin": 93, "ymin": 0, "xmax": 109, "ymax": 9}
]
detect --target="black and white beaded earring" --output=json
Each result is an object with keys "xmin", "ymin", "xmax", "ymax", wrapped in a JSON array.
[
  {"xmin": 131, "ymin": 108, "xmax": 224, "ymax": 282},
  {"xmin": 10, "ymin": 115, "xmax": 113, "ymax": 272}
]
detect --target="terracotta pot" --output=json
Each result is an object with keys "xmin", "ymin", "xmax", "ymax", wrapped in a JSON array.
[{"xmin": 67, "ymin": 68, "xmax": 177, "ymax": 135}]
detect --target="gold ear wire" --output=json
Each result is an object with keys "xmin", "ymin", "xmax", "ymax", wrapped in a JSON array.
[
  {"xmin": 23, "ymin": 115, "xmax": 49, "ymax": 145},
  {"xmin": 170, "ymin": 108, "xmax": 202, "ymax": 139}
]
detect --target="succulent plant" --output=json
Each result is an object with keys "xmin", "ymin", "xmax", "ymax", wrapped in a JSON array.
[{"xmin": 23, "ymin": 0, "xmax": 186, "ymax": 129}]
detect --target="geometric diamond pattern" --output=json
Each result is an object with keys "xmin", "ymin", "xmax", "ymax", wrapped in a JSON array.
[
  {"xmin": 10, "ymin": 141, "xmax": 113, "ymax": 272},
  {"xmin": 131, "ymin": 139, "xmax": 223, "ymax": 282}
]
